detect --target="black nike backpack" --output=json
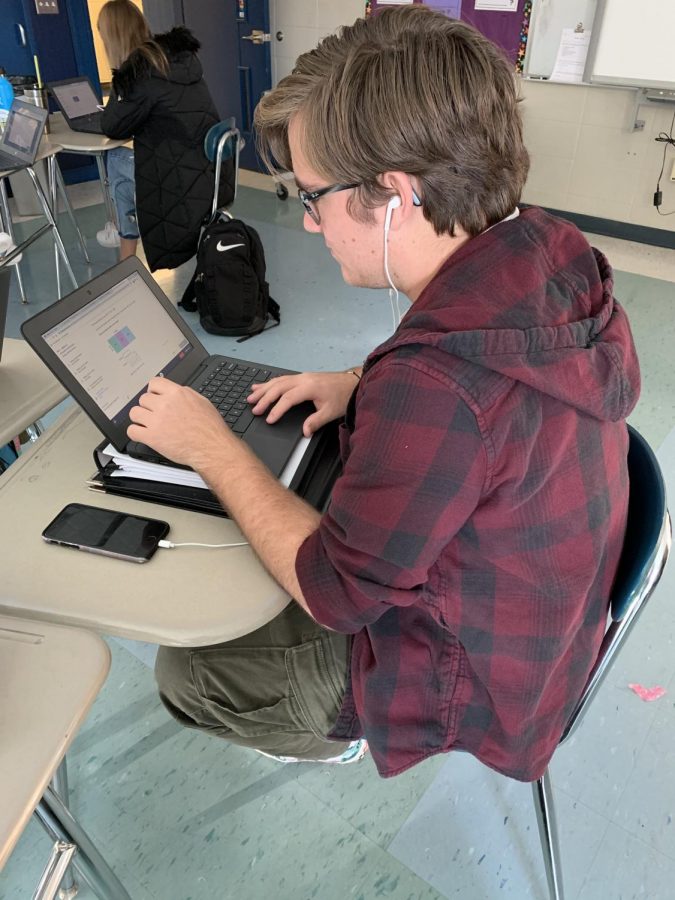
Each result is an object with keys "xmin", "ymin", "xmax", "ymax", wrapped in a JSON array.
[{"xmin": 179, "ymin": 210, "xmax": 280, "ymax": 341}]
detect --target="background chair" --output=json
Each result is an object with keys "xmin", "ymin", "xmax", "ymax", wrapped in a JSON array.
[
  {"xmin": 204, "ymin": 117, "xmax": 242, "ymax": 218},
  {"xmin": 531, "ymin": 424, "xmax": 672, "ymax": 900},
  {"xmin": 0, "ymin": 614, "xmax": 131, "ymax": 899}
]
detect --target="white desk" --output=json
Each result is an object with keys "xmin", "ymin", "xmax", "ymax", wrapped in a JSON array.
[
  {"xmin": 0, "ymin": 134, "xmax": 79, "ymax": 302},
  {"xmin": 0, "ymin": 614, "xmax": 110, "ymax": 870},
  {"xmin": 0, "ymin": 406, "xmax": 291, "ymax": 646},
  {"xmin": 0, "ymin": 338, "xmax": 68, "ymax": 445},
  {"xmin": 48, "ymin": 112, "xmax": 130, "ymax": 226}
]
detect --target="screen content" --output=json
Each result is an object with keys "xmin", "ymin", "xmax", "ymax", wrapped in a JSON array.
[
  {"xmin": 45, "ymin": 505, "xmax": 167, "ymax": 558},
  {"xmin": 3, "ymin": 108, "xmax": 40, "ymax": 155},
  {"xmin": 52, "ymin": 81, "xmax": 100, "ymax": 118},
  {"xmin": 42, "ymin": 271, "xmax": 193, "ymax": 423}
]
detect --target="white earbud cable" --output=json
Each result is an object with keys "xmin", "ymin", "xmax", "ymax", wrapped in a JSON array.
[{"xmin": 383, "ymin": 204, "xmax": 401, "ymax": 331}]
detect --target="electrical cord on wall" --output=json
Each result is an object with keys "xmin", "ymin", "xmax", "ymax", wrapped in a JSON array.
[{"xmin": 653, "ymin": 109, "xmax": 675, "ymax": 216}]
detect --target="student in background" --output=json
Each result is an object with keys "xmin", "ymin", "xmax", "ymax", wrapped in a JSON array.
[{"xmin": 97, "ymin": 0, "xmax": 234, "ymax": 269}]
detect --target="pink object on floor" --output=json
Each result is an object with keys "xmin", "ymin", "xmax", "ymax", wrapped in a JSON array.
[{"xmin": 628, "ymin": 683, "xmax": 667, "ymax": 702}]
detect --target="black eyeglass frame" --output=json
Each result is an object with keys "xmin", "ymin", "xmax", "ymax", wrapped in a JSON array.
[
  {"xmin": 297, "ymin": 182, "xmax": 424, "ymax": 225},
  {"xmin": 297, "ymin": 182, "xmax": 361, "ymax": 224}
]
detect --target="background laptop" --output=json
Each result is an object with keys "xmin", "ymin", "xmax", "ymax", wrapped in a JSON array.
[
  {"xmin": 21, "ymin": 258, "xmax": 312, "ymax": 477},
  {"xmin": 0, "ymin": 100, "xmax": 48, "ymax": 172},
  {"xmin": 0, "ymin": 266, "xmax": 10, "ymax": 362},
  {"xmin": 48, "ymin": 76, "xmax": 104, "ymax": 134}
]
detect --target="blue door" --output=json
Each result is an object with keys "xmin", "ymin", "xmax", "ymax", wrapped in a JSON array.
[
  {"xmin": 180, "ymin": 0, "xmax": 272, "ymax": 172},
  {"xmin": 0, "ymin": 0, "xmax": 100, "ymax": 183},
  {"xmin": 0, "ymin": 0, "xmax": 35, "ymax": 77}
]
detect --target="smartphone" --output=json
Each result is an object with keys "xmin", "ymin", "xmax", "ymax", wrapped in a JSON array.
[{"xmin": 42, "ymin": 503, "xmax": 170, "ymax": 563}]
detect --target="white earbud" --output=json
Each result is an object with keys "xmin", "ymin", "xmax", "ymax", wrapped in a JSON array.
[
  {"xmin": 383, "ymin": 196, "xmax": 402, "ymax": 331},
  {"xmin": 384, "ymin": 195, "xmax": 402, "ymax": 237}
]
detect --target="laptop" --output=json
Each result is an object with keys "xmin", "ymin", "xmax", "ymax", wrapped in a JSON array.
[
  {"xmin": 21, "ymin": 257, "xmax": 313, "ymax": 477},
  {"xmin": 0, "ymin": 265, "xmax": 10, "ymax": 362},
  {"xmin": 0, "ymin": 100, "xmax": 48, "ymax": 172},
  {"xmin": 47, "ymin": 76, "xmax": 104, "ymax": 134}
]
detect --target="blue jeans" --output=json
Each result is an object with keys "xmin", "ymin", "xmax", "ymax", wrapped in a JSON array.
[{"xmin": 106, "ymin": 146, "xmax": 138, "ymax": 239}]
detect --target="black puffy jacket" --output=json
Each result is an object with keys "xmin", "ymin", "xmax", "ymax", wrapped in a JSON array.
[{"xmin": 101, "ymin": 27, "xmax": 234, "ymax": 271}]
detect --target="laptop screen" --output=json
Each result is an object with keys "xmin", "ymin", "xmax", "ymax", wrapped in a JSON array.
[
  {"xmin": 51, "ymin": 79, "xmax": 100, "ymax": 119},
  {"xmin": 42, "ymin": 270, "xmax": 194, "ymax": 425},
  {"xmin": 1, "ymin": 103, "xmax": 44, "ymax": 161}
]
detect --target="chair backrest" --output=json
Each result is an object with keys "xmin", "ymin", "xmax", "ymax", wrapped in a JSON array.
[
  {"xmin": 204, "ymin": 118, "xmax": 241, "ymax": 217},
  {"xmin": 561, "ymin": 425, "xmax": 671, "ymax": 743}
]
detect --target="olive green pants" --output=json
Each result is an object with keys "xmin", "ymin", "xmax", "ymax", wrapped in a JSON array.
[{"xmin": 155, "ymin": 601, "xmax": 352, "ymax": 760}]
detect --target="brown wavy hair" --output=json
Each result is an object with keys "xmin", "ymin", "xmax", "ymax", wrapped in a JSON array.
[
  {"xmin": 98, "ymin": 0, "xmax": 168, "ymax": 75},
  {"xmin": 254, "ymin": 5, "xmax": 529, "ymax": 237}
]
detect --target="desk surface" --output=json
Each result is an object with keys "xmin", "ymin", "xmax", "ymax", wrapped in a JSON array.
[
  {"xmin": 0, "ymin": 406, "xmax": 291, "ymax": 646},
  {"xmin": 0, "ymin": 614, "xmax": 110, "ymax": 869},
  {"xmin": 48, "ymin": 112, "xmax": 129, "ymax": 153},
  {"xmin": 0, "ymin": 339, "xmax": 68, "ymax": 445}
]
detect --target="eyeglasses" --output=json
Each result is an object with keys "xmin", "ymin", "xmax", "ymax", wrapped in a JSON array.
[{"xmin": 297, "ymin": 182, "xmax": 361, "ymax": 225}]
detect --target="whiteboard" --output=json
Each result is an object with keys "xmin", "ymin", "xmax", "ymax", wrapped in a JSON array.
[
  {"xmin": 524, "ymin": 0, "xmax": 598, "ymax": 80},
  {"xmin": 587, "ymin": 0, "xmax": 675, "ymax": 90}
]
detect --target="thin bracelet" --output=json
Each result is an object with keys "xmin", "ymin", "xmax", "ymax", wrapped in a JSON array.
[{"xmin": 345, "ymin": 369, "xmax": 361, "ymax": 381}]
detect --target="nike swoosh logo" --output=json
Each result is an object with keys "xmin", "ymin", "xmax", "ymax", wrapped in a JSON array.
[{"xmin": 216, "ymin": 242, "xmax": 245, "ymax": 252}]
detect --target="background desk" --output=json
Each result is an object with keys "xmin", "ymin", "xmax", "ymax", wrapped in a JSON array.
[
  {"xmin": 0, "ymin": 135, "xmax": 79, "ymax": 301},
  {"xmin": 0, "ymin": 406, "xmax": 291, "ymax": 646},
  {"xmin": 48, "ymin": 113, "xmax": 131, "ymax": 226},
  {"xmin": 0, "ymin": 338, "xmax": 68, "ymax": 445}
]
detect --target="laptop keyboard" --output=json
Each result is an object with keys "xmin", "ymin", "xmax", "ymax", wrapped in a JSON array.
[{"xmin": 197, "ymin": 361, "xmax": 272, "ymax": 434}]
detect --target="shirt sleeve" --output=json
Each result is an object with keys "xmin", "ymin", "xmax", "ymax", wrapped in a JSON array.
[{"xmin": 295, "ymin": 357, "xmax": 488, "ymax": 633}]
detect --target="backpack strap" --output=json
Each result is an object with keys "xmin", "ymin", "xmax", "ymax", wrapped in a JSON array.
[
  {"xmin": 179, "ymin": 209, "xmax": 234, "ymax": 311},
  {"xmin": 178, "ymin": 270, "xmax": 198, "ymax": 311}
]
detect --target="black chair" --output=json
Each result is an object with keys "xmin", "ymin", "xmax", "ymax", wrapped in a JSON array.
[{"xmin": 531, "ymin": 425, "xmax": 671, "ymax": 899}]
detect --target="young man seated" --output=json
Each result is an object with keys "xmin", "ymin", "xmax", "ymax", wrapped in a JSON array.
[{"xmin": 127, "ymin": 5, "xmax": 640, "ymax": 779}]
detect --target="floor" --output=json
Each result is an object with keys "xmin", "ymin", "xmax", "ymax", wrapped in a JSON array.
[{"xmin": 1, "ymin": 176, "xmax": 675, "ymax": 900}]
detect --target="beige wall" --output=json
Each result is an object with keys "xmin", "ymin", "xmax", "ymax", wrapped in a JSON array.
[
  {"xmin": 87, "ymin": 0, "xmax": 144, "ymax": 86},
  {"xmin": 520, "ymin": 79, "xmax": 675, "ymax": 234},
  {"xmin": 270, "ymin": 0, "xmax": 365, "ymax": 85},
  {"xmin": 271, "ymin": 5, "xmax": 675, "ymax": 235}
]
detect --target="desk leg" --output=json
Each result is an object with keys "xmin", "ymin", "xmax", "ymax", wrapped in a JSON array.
[
  {"xmin": 51, "ymin": 758, "xmax": 79, "ymax": 899},
  {"xmin": 54, "ymin": 158, "xmax": 90, "ymax": 264},
  {"xmin": 36, "ymin": 786, "xmax": 132, "ymax": 900},
  {"xmin": 26, "ymin": 164, "xmax": 78, "ymax": 292},
  {"xmin": 95, "ymin": 154, "xmax": 117, "ymax": 226},
  {"xmin": 48, "ymin": 156, "xmax": 62, "ymax": 300},
  {"xmin": 0, "ymin": 180, "xmax": 28, "ymax": 304},
  {"xmin": 25, "ymin": 421, "xmax": 43, "ymax": 442}
]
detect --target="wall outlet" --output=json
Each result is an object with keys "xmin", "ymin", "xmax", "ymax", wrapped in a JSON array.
[{"xmin": 671, "ymin": 159, "xmax": 675, "ymax": 182}]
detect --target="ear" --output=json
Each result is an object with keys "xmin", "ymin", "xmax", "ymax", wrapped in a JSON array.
[{"xmin": 378, "ymin": 172, "xmax": 419, "ymax": 230}]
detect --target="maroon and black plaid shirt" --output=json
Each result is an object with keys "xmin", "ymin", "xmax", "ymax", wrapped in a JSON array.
[{"xmin": 296, "ymin": 207, "xmax": 640, "ymax": 781}]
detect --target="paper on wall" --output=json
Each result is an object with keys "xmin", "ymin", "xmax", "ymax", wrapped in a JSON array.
[
  {"xmin": 551, "ymin": 28, "xmax": 592, "ymax": 83},
  {"xmin": 474, "ymin": 0, "xmax": 519, "ymax": 11}
]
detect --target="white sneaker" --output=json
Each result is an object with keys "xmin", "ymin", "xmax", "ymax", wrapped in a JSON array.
[
  {"xmin": 254, "ymin": 739, "xmax": 368, "ymax": 765},
  {"xmin": 96, "ymin": 221, "xmax": 120, "ymax": 248},
  {"xmin": 0, "ymin": 231, "xmax": 21, "ymax": 265}
]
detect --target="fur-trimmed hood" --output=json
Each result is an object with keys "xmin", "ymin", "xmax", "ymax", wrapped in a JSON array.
[{"xmin": 112, "ymin": 26, "xmax": 203, "ymax": 95}]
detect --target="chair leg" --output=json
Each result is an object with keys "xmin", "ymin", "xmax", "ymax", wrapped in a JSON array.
[
  {"xmin": 531, "ymin": 770, "xmax": 564, "ymax": 900},
  {"xmin": 34, "ymin": 787, "xmax": 131, "ymax": 900}
]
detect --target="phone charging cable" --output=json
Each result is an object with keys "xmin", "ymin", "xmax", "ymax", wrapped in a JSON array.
[{"xmin": 158, "ymin": 539, "xmax": 249, "ymax": 550}]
